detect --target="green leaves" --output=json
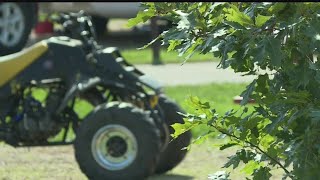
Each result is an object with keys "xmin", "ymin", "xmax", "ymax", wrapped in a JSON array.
[
  {"xmin": 252, "ymin": 37, "xmax": 283, "ymax": 68},
  {"xmin": 171, "ymin": 121, "xmax": 196, "ymax": 139},
  {"xmin": 255, "ymin": 14, "xmax": 272, "ymax": 27},
  {"xmin": 259, "ymin": 134, "xmax": 276, "ymax": 149},
  {"xmin": 240, "ymin": 80, "xmax": 257, "ymax": 106},
  {"xmin": 167, "ymin": 40, "xmax": 182, "ymax": 52},
  {"xmin": 252, "ymin": 40, "xmax": 267, "ymax": 64},
  {"xmin": 265, "ymin": 37, "xmax": 283, "ymax": 67},
  {"xmin": 224, "ymin": 149, "xmax": 256, "ymax": 169},
  {"xmin": 252, "ymin": 167, "xmax": 272, "ymax": 180},
  {"xmin": 241, "ymin": 160, "xmax": 263, "ymax": 175},
  {"xmin": 127, "ymin": 4, "xmax": 156, "ymax": 28},
  {"xmin": 224, "ymin": 4, "xmax": 254, "ymax": 27},
  {"xmin": 268, "ymin": 3, "xmax": 287, "ymax": 14},
  {"xmin": 175, "ymin": 10, "xmax": 191, "ymax": 30},
  {"xmin": 130, "ymin": 2, "xmax": 320, "ymax": 180},
  {"xmin": 223, "ymin": 154, "xmax": 241, "ymax": 169}
]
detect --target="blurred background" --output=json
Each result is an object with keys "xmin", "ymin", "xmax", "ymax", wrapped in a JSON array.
[
  {"xmin": 0, "ymin": 2, "xmax": 213, "ymax": 64},
  {"xmin": 0, "ymin": 2, "xmax": 252, "ymax": 87}
]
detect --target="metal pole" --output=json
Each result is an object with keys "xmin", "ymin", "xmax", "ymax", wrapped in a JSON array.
[{"xmin": 150, "ymin": 17, "xmax": 162, "ymax": 65}]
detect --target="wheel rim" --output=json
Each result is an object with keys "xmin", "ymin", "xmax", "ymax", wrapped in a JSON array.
[
  {"xmin": 91, "ymin": 124, "xmax": 138, "ymax": 170},
  {"xmin": 0, "ymin": 3, "xmax": 25, "ymax": 47}
]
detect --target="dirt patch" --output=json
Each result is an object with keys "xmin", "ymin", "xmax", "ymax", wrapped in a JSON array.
[
  {"xmin": 0, "ymin": 140, "xmax": 285, "ymax": 180},
  {"xmin": 0, "ymin": 141, "xmax": 231, "ymax": 180}
]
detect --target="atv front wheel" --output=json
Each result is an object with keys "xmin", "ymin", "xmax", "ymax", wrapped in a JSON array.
[
  {"xmin": 74, "ymin": 102, "xmax": 161, "ymax": 180},
  {"xmin": 155, "ymin": 94, "xmax": 192, "ymax": 174}
]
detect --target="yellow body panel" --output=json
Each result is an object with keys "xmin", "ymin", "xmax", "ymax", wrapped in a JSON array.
[{"xmin": 0, "ymin": 41, "xmax": 49, "ymax": 87}]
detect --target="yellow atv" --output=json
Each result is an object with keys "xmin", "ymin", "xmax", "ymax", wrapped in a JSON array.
[{"xmin": 0, "ymin": 12, "xmax": 191, "ymax": 180}]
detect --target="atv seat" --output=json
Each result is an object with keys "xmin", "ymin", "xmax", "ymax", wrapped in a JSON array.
[{"xmin": 0, "ymin": 41, "xmax": 48, "ymax": 87}]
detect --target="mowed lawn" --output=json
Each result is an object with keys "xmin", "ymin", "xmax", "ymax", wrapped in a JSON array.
[
  {"xmin": 0, "ymin": 83, "xmax": 285, "ymax": 180},
  {"xmin": 121, "ymin": 48, "xmax": 218, "ymax": 65}
]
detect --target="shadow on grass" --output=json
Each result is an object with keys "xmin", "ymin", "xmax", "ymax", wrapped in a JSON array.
[{"xmin": 149, "ymin": 174, "xmax": 194, "ymax": 180}]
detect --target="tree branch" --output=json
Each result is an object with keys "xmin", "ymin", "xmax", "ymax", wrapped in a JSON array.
[{"xmin": 213, "ymin": 125, "xmax": 293, "ymax": 179}]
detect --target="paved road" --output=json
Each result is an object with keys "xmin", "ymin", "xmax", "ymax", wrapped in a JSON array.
[{"xmin": 135, "ymin": 62, "xmax": 255, "ymax": 86}]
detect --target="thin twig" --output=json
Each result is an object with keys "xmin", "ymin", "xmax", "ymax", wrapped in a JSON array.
[{"xmin": 213, "ymin": 125, "xmax": 293, "ymax": 179}]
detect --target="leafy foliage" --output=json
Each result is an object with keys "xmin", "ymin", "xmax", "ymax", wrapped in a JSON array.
[{"xmin": 129, "ymin": 2, "xmax": 320, "ymax": 180}]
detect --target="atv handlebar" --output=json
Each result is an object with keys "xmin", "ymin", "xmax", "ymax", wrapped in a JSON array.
[{"xmin": 49, "ymin": 11, "xmax": 100, "ymax": 53}]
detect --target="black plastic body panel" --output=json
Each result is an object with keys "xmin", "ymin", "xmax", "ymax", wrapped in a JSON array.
[{"xmin": 0, "ymin": 36, "xmax": 163, "ymax": 117}]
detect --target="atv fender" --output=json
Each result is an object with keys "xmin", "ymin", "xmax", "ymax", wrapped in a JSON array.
[
  {"xmin": 139, "ymin": 75, "xmax": 163, "ymax": 93},
  {"xmin": 56, "ymin": 77, "xmax": 103, "ymax": 114},
  {"xmin": 56, "ymin": 76, "xmax": 132, "ymax": 114}
]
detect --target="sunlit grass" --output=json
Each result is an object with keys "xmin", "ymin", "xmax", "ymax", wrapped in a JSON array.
[
  {"xmin": 164, "ymin": 83, "xmax": 252, "ymax": 137},
  {"xmin": 121, "ymin": 48, "xmax": 219, "ymax": 64}
]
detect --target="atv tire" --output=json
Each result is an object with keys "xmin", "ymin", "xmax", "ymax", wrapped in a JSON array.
[
  {"xmin": 74, "ymin": 102, "xmax": 161, "ymax": 180},
  {"xmin": 0, "ymin": 3, "xmax": 34, "ymax": 56},
  {"xmin": 155, "ymin": 94, "xmax": 192, "ymax": 174}
]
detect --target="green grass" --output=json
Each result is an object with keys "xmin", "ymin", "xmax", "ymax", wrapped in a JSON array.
[
  {"xmin": 121, "ymin": 48, "xmax": 219, "ymax": 64},
  {"xmin": 163, "ymin": 83, "xmax": 250, "ymax": 137},
  {"xmin": 164, "ymin": 83, "xmax": 247, "ymax": 114}
]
